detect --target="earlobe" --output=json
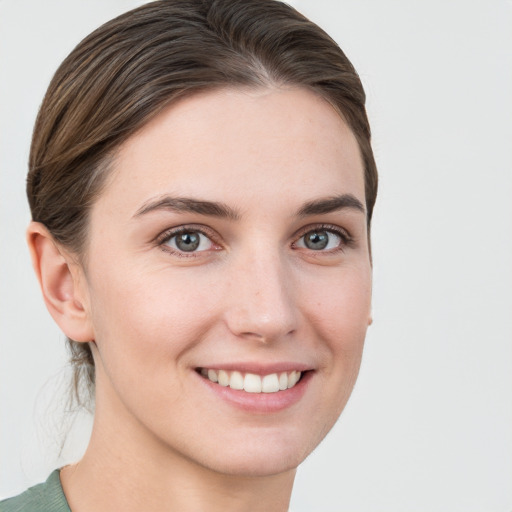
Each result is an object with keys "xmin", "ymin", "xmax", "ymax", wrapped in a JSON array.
[{"xmin": 27, "ymin": 222, "xmax": 94, "ymax": 342}]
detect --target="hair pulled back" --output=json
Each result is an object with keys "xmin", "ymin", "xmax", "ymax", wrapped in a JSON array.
[{"xmin": 27, "ymin": 0, "xmax": 378, "ymax": 407}]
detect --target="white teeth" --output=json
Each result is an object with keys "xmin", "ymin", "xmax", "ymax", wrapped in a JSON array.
[
  {"xmin": 288, "ymin": 370, "xmax": 300, "ymax": 388},
  {"xmin": 201, "ymin": 369, "xmax": 303, "ymax": 393},
  {"xmin": 244, "ymin": 373, "xmax": 262, "ymax": 393},
  {"xmin": 261, "ymin": 373, "xmax": 279, "ymax": 393},
  {"xmin": 278, "ymin": 372, "xmax": 288, "ymax": 391},
  {"xmin": 218, "ymin": 370, "xmax": 229, "ymax": 387},
  {"xmin": 230, "ymin": 371, "xmax": 244, "ymax": 390}
]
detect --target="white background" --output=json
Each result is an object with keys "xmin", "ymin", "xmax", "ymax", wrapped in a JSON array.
[{"xmin": 1, "ymin": 1, "xmax": 511, "ymax": 510}]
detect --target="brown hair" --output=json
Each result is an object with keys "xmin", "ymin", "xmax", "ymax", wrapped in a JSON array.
[{"xmin": 27, "ymin": 0, "xmax": 378, "ymax": 407}]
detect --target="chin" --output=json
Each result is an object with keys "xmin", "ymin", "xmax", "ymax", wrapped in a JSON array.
[
  {"xmin": 186, "ymin": 428, "xmax": 320, "ymax": 478},
  {"xmin": 201, "ymin": 449, "xmax": 302, "ymax": 478}
]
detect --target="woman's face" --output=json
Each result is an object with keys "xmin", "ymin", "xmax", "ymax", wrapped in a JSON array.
[{"xmin": 78, "ymin": 87, "xmax": 372, "ymax": 476}]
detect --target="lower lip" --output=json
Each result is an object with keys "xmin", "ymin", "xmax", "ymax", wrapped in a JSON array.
[{"xmin": 197, "ymin": 371, "xmax": 312, "ymax": 413}]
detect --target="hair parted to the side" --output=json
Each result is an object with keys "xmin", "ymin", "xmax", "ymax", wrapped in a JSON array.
[{"xmin": 27, "ymin": 0, "xmax": 378, "ymax": 408}]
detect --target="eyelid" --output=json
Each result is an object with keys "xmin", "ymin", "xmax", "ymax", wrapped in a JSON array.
[
  {"xmin": 153, "ymin": 222, "xmax": 354, "ymax": 257},
  {"xmin": 154, "ymin": 224, "xmax": 222, "ymax": 256},
  {"xmin": 292, "ymin": 223, "xmax": 354, "ymax": 251}
]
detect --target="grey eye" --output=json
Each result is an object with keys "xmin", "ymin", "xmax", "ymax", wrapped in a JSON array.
[
  {"xmin": 304, "ymin": 231, "xmax": 329, "ymax": 250},
  {"xmin": 166, "ymin": 231, "xmax": 213, "ymax": 252},
  {"xmin": 175, "ymin": 232, "xmax": 200, "ymax": 251},
  {"xmin": 297, "ymin": 230, "xmax": 342, "ymax": 251}
]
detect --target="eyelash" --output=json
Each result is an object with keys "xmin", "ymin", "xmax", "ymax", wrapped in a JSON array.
[
  {"xmin": 155, "ymin": 225, "xmax": 220, "ymax": 258},
  {"xmin": 155, "ymin": 223, "xmax": 354, "ymax": 257},
  {"xmin": 292, "ymin": 223, "xmax": 354, "ymax": 254}
]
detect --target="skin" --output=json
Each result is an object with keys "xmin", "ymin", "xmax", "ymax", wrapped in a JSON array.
[{"xmin": 28, "ymin": 87, "xmax": 372, "ymax": 512}]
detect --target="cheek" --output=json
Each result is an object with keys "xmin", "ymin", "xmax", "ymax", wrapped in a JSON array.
[
  {"xmin": 306, "ymin": 263, "xmax": 372, "ymax": 346},
  {"xmin": 302, "ymin": 264, "xmax": 371, "ymax": 407},
  {"xmin": 86, "ymin": 267, "xmax": 218, "ymax": 424},
  {"xmin": 87, "ymin": 264, "xmax": 215, "ymax": 374}
]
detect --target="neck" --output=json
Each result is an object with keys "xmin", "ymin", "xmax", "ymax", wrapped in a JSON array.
[{"xmin": 61, "ymin": 453, "xmax": 295, "ymax": 512}]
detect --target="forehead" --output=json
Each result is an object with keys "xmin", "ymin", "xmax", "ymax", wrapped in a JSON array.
[{"xmin": 96, "ymin": 87, "xmax": 365, "ymax": 217}]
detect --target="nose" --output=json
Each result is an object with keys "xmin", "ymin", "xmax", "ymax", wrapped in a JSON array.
[{"xmin": 223, "ymin": 250, "xmax": 298, "ymax": 343}]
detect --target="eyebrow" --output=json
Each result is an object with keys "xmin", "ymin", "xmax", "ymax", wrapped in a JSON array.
[
  {"xmin": 134, "ymin": 196, "xmax": 241, "ymax": 220},
  {"xmin": 134, "ymin": 193, "xmax": 365, "ymax": 221},
  {"xmin": 296, "ymin": 194, "xmax": 366, "ymax": 217}
]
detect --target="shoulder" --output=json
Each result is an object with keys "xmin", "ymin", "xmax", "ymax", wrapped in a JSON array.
[{"xmin": 0, "ymin": 471, "xmax": 70, "ymax": 512}]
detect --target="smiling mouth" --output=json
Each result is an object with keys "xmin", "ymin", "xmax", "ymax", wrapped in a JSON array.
[{"xmin": 197, "ymin": 368, "xmax": 303, "ymax": 393}]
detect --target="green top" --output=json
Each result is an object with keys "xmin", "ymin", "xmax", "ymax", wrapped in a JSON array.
[{"xmin": 0, "ymin": 471, "xmax": 70, "ymax": 512}]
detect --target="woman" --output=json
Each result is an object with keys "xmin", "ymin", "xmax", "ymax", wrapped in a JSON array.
[{"xmin": 2, "ymin": 0, "xmax": 377, "ymax": 510}]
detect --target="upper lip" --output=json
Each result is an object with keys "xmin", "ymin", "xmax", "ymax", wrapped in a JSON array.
[{"xmin": 195, "ymin": 362, "xmax": 314, "ymax": 375}]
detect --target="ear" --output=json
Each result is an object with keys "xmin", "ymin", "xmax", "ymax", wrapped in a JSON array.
[{"xmin": 27, "ymin": 222, "xmax": 94, "ymax": 342}]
